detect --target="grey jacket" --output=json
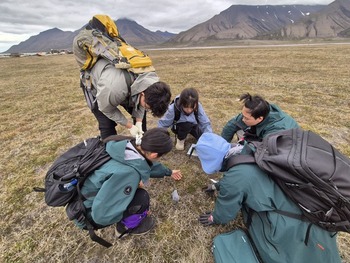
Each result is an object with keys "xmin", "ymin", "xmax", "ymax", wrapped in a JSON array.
[{"xmin": 90, "ymin": 59, "xmax": 159, "ymax": 126}]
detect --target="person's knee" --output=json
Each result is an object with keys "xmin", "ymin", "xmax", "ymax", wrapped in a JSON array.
[{"xmin": 127, "ymin": 188, "xmax": 150, "ymax": 215}]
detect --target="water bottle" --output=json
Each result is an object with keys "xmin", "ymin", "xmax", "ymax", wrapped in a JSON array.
[{"xmin": 62, "ymin": 178, "xmax": 78, "ymax": 191}]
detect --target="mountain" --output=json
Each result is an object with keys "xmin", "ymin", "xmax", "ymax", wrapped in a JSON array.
[
  {"xmin": 168, "ymin": 5, "xmax": 325, "ymax": 44},
  {"xmin": 274, "ymin": 0, "xmax": 350, "ymax": 39},
  {"xmin": 5, "ymin": 1, "xmax": 350, "ymax": 53},
  {"xmin": 114, "ymin": 19, "xmax": 172, "ymax": 45},
  {"xmin": 6, "ymin": 28, "xmax": 79, "ymax": 54},
  {"xmin": 5, "ymin": 18, "xmax": 175, "ymax": 54}
]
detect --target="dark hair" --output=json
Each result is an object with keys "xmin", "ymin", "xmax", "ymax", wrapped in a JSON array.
[
  {"xmin": 144, "ymin": 81, "xmax": 171, "ymax": 117},
  {"xmin": 141, "ymin": 128, "xmax": 173, "ymax": 157},
  {"xmin": 178, "ymin": 88, "xmax": 199, "ymax": 109},
  {"xmin": 240, "ymin": 93, "xmax": 270, "ymax": 119}
]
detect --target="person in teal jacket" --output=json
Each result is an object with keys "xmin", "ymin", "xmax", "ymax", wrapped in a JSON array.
[
  {"xmin": 221, "ymin": 93, "xmax": 299, "ymax": 142},
  {"xmin": 195, "ymin": 133, "xmax": 341, "ymax": 263},
  {"xmin": 74, "ymin": 128, "xmax": 182, "ymax": 236}
]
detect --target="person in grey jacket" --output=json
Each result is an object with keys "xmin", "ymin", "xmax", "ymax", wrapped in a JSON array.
[
  {"xmin": 88, "ymin": 58, "xmax": 172, "ymax": 139},
  {"xmin": 158, "ymin": 88, "xmax": 212, "ymax": 150}
]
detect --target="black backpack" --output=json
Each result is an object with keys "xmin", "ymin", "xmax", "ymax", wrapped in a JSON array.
[
  {"xmin": 34, "ymin": 135, "xmax": 132, "ymax": 247},
  {"xmin": 225, "ymin": 128, "xmax": 350, "ymax": 234},
  {"xmin": 170, "ymin": 98, "xmax": 199, "ymax": 134}
]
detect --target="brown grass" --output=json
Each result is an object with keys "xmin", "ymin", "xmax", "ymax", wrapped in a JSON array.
[{"xmin": 1, "ymin": 43, "xmax": 350, "ymax": 263}]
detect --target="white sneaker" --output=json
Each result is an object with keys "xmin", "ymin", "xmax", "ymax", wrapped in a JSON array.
[{"xmin": 176, "ymin": 139, "xmax": 185, "ymax": 150}]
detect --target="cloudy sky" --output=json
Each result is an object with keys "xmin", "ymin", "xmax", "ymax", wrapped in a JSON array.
[{"xmin": 0, "ymin": 0, "xmax": 335, "ymax": 52}]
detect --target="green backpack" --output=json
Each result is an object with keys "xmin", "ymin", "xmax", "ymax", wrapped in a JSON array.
[{"xmin": 212, "ymin": 228, "xmax": 262, "ymax": 263}]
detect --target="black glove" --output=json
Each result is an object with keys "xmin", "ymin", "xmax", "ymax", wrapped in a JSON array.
[
  {"xmin": 201, "ymin": 184, "xmax": 216, "ymax": 197},
  {"xmin": 199, "ymin": 212, "xmax": 214, "ymax": 226}
]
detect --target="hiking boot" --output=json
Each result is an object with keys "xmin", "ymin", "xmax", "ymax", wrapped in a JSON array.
[
  {"xmin": 116, "ymin": 215, "xmax": 156, "ymax": 237},
  {"xmin": 176, "ymin": 139, "xmax": 185, "ymax": 150},
  {"xmin": 130, "ymin": 215, "xmax": 156, "ymax": 235}
]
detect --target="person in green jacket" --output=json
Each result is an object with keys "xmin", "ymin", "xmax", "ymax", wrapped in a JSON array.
[
  {"xmin": 195, "ymin": 133, "xmax": 341, "ymax": 263},
  {"xmin": 74, "ymin": 128, "xmax": 182, "ymax": 236},
  {"xmin": 221, "ymin": 93, "xmax": 299, "ymax": 142}
]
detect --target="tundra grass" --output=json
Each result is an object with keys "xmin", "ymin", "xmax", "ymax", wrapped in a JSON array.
[{"xmin": 1, "ymin": 43, "xmax": 349, "ymax": 263}]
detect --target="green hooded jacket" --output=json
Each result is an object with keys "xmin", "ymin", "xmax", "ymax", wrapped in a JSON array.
[
  {"xmin": 76, "ymin": 139, "xmax": 172, "ymax": 228},
  {"xmin": 212, "ymin": 161, "xmax": 341, "ymax": 263},
  {"xmin": 221, "ymin": 104, "xmax": 299, "ymax": 142}
]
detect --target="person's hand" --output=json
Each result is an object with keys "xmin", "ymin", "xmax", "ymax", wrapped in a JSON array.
[
  {"xmin": 135, "ymin": 121, "xmax": 144, "ymax": 135},
  {"xmin": 199, "ymin": 212, "xmax": 214, "ymax": 226},
  {"xmin": 201, "ymin": 184, "xmax": 216, "ymax": 197},
  {"xmin": 128, "ymin": 125, "xmax": 140, "ymax": 137},
  {"xmin": 171, "ymin": 170, "xmax": 182, "ymax": 180}
]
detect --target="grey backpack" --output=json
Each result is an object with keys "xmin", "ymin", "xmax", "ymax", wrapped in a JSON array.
[{"xmin": 225, "ymin": 128, "xmax": 350, "ymax": 233}]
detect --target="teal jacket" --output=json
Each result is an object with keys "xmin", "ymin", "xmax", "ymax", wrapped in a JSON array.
[
  {"xmin": 76, "ymin": 140, "xmax": 172, "ymax": 228},
  {"xmin": 212, "ymin": 161, "xmax": 341, "ymax": 263},
  {"xmin": 221, "ymin": 104, "xmax": 299, "ymax": 142}
]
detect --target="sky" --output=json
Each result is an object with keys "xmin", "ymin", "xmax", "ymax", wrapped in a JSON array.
[{"xmin": 0, "ymin": 0, "xmax": 335, "ymax": 53}]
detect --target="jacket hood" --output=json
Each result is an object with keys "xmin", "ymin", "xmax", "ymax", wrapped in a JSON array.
[
  {"xmin": 195, "ymin": 133, "xmax": 231, "ymax": 174},
  {"xmin": 259, "ymin": 104, "xmax": 285, "ymax": 126},
  {"xmin": 130, "ymin": 71, "xmax": 159, "ymax": 96},
  {"xmin": 105, "ymin": 140, "xmax": 151, "ymax": 183}
]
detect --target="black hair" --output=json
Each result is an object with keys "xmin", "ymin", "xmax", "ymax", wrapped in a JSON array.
[
  {"xmin": 103, "ymin": 128, "xmax": 172, "ymax": 158},
  {"xmin": 240, "ymin": 93, "xmax": 270, "ymax": 119},
  {"xmin": 178, "ymin": 88, "xmax": 199, "ymax": 109},
  {"xmin": 144, "ymin": 81, "xmax": 172, "ymax": 117},
  {"xmin": 141, "ymin": 128, "xmax": 173, "ymax": 157}
]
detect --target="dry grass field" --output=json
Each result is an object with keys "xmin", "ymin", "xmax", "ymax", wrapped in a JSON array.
[{"xmin": 1, "ymin": 43, "xmax": 350, "ymax": 263}]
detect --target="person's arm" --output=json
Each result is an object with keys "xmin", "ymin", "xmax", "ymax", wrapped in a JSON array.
[
  {"xmin": 211, "ymin": 172, "xmax": 246, "ymax": 224},
  {"xmin": 221, "ymin": 114, "xmax": 245, "ymax": 142},
  {"xmin": 149, "ymin": 162, "xmax": 182, "ymax": 180},
  {"xmin": 157, "ymin": 104, "xmax": 175, "ymax": 128},
  {"xmin": 149, "ymin": 162, "xmax": 172, "ymax": 178},
  {"xmin": 197, "ymin": 103, "xmax": 212, "ymax": 133}
]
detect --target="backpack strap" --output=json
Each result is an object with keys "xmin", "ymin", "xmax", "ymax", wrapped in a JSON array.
[
  {"xmin": 76, "ymin": 182, "xmax": 113, "ymax": 248},
  {"xmin": 80, "ymin": 71, "xmax": 98, "ymax": 111},
  {"xmin": 170, "ymin": 99, "xmax": 181, "ymax": 143},
  {"xmin": 172, "ymin": 99, "xmax": 181, "ymax": 123},
  {"xmin": 85, "ymin": 220, "xmax": 113, "ymax": 248},
  {"xmin": 225, "ymin": 154, "xmax": 256, "ymax": 170}
]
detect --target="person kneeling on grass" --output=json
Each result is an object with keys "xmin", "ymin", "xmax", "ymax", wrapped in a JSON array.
[
  {"xmin": 158, "ymin": 87, "xmax": 212, "ymax": 151},
  {"xmin": 71, "ymin": 128, "xmax": 182, "ymax": 237},
  {"xmin": 195, "ymin": 133, "xmax": 341, "ymax": 263},
  {"xmin": 221, "ymin": 93, "xmax": 299, "ymax": 143}
]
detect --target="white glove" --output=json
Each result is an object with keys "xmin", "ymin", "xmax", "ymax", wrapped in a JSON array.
[
  {"xmin": 128, "ymin": 125, "xmax": 139, "ymax": 137},
  {"xmin": 135, "ymin": 122, "xmax": 144, "ymax": 135}
]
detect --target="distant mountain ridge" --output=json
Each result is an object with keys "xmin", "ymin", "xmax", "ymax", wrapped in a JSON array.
[
  {"xmin": 169, "ymin": 5, "xmax": 325, "ymax": 44},
  {"xmin": 4, "ymin": 0, "xmax": 350, "ymax": 54},
  {"xmin": 276, "ymin": 0, "xmax": 350, "ymax": 39},
  {"xmin": 5, "ymin": 18, "xmax": 175, "ymax": 54}
]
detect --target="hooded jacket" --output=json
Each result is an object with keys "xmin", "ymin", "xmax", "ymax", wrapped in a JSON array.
[
  {"xmin": 157, "ymin": 95, "xmax": 212, "ymax": 133},
  {"xmin": 90, "ymin": 59, "xmax": 159, "ymax": 126},
  {"xmin": 221, "ymin": 104, "xmax": 299, "ymax": 142},
  {"xmin": 76, "ymin": 139, "xmax": 172, "ymax": 228},
  {"xmin": 195, "ymin": 133, "xmax": 341, "ymax": 263}
]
